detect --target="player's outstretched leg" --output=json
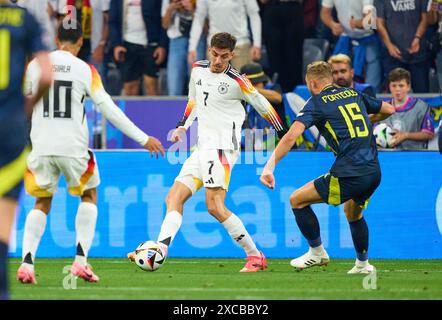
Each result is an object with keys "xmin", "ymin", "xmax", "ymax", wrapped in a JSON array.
[
  {"xmin": 17, "ymin": 197, "xmax": 51, "ymax": 284},
  {"xmin": 206, "ymin": 188, "xmax": 267, "ymax": 273},
  {"xmin": 289, "ymin": 181, "xmax": 330, "ymax": 269},
  {"xmin": 344, "ymin": 200, "xmax": 374, "ymax": 274},
  {"xmin": 70, "ymin": 188, "xmax": 99, "ymax": 282},
  {"xmin": 127, "ymin": 182, "xmax": 192, "ymax": 262}
]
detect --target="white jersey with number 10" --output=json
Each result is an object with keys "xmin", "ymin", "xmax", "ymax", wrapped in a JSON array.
[{"xmin": 25, "ymin": 50, "xmax": 149, "ymax": 158}]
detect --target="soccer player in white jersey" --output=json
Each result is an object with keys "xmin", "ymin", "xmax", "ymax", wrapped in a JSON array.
[
  {"xmin": 128, "ymin": 32, "xmax": 286, "ymax": 272},
  {"xmin": 16, "ymin": 23, "xmax": 165, "ymax": 284}
]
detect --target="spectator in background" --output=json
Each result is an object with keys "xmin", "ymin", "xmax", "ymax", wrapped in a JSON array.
[
  {"xmin": 320, "ymin": 0, "xmax": 382, "ymax": 93},
  {"xmin": 328, "ymin": 53, "xmax": 375, "ymax": 96},
  {"xmin": 162, "ymin": 0, "xmax": 206, "ymax": 96},
  {"xmin": 57, "ymin": 1, "xmax": 110, "ymax": 90},
  {"xmin": 304, "ymin": 0, "xmax": 319, "ymax": 38},
  {"xmin": 240, "ymin": 62, "xmax": 289, "ymax": 134},
  {"xmin": 373, "ymin": 68, "xmax": 434, "ymax": 150},
  {"xmin": 375, "ymin": 0, "xmax": 430, "ymax": 93},
  {"xmin": 260, "ymin": 0, "xmax": 304, "ymax": 93},
  {"xmin": 57, "ymin": 0, "xmax": 93, "ymax": 62},
  {"xmin": 428, "ymin": 0, "xmax": 442, "ymax": 91},
  {"xmin": 188, "ymin": 0, "xmax": 262, "ymax": 71},
  {"xmin": 109, "ymin": 0, "xmax": 168, "ymax": 96},
  {"xmin": 15, "ymin": 0, "xmax": 57, "ymax": 50}
]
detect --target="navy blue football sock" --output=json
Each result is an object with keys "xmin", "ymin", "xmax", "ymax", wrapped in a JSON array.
[
  {"xmin": 349, "ymin": 217, "xmax": 369, "ymax": 261},
  {"xmin": 292, "ymin": 206, "xmax": 322, "ymax": 248},
  {"xmin": 0, "ymin": 241, "xmax": 9, "ymax": 300}
]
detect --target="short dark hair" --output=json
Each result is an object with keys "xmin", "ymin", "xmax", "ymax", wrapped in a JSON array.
[
  {"xmin": 57, "ymin": 21, "xmax": 83, "ymax": 44},
  {"xmin": 388, "ymin": 67, "xmax": 411, "ymax": 84},
  {"xmin": 210, "ymin": 32, "xmax": 237, "ymax": 51}
]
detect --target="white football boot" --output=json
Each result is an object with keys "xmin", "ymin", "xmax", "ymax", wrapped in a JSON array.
[
  {"xmin": 290, "ymin": 248, "xmax": 330, "ymax": 269},
  {"xmin": 347, "ymin": 259, "xmax": 375, "ymax": 274}
]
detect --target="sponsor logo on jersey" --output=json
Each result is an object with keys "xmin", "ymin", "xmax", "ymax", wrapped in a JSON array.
[{"xmin": 196, "ymin": 79, "xmax": 202, "ymax": 86}]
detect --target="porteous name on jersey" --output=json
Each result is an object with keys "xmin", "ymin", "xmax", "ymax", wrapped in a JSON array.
[
  {"xmin": 52, "ymin": 64, "xmax": 71, "ymax": 73},
  {"xmin": 321, "ymin": 88, "xmax": 358, "ymax": 103}
]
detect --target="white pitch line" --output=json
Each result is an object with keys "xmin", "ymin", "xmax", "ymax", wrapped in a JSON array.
[
  {"xmin": 16, "ymin": 286, "xmax": 438, "ymax": 294},
  {"xmin": 8, "ymin": 259, "xmax": 442, "ymax": 265},
  {"xmin": 8, "ymin": 260, "xmax": 442, "ymax": 272}
]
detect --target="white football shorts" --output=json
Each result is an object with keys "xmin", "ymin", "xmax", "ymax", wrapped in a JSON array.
[
  {"xmin": 24, "ymin": 150, "xmax": 100, "ymax": 197},
  {"xmin": 175, "ymin": 148, "xmax": 239, "ymax": 194}
]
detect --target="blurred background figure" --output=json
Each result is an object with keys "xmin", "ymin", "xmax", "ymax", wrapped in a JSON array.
[
  {"xmin": 15, "ymin": 0, "xmax": 57, "ymax": 51},
  {"xmin": 57, "ymin": 0, "xmax": 110, "ymax": 89},
  {"xmin": 374, "ymin": 68, "xmax": 434, "ymax": 150},
  {"xmin": 109, "ymin": 0, "xmax": 168, "ymax": 96},
  {"xmin": 240, "ymin": 62, "xmax": 289, "ymax": 134},
  {"xmin": 428, "ymin": 0, "xmax": 442, "ymax": 92},
  {"xmin": 260, "ymin": 0, "xmax": 304, "ymax": 93},
  {"xmin": 188, "ymin": 0, "xmax": 262, "ymax": 71},
  {"xmin": 320, "ymin": 0, "xmax": 382, "ymax": 93},
  {"xmin": 328, "ymin": 53, "xmax": 375, "ymax": 96},
  {"xmin": 162, "ymin": 0, "xmax": 206, "ymax": 96},
  {"xmin": 375, "ymin": 0, "xmax": 430, "ymax": 93},
  {"xmin": 0, "ymin": 0, "xmax": 52, "ymax": 299}
]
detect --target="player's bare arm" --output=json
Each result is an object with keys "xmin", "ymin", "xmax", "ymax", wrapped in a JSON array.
[
  {"xmin": 368, "ymin": 101, "xmax": 396, "ymax": 122},
  {"xmin": 25, "ymin": 52, "xmax": 52, "ymax": 116}
]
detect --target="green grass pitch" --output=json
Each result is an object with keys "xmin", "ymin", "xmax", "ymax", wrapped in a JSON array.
[{"xmin": 8, "ymin": 258, "xmax": 442, "ymax": 300}]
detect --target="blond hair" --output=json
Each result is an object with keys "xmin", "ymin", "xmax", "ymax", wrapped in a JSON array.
[
  {"xmin": 327, "ymin": 54, "xmax": 352, "ymax": 67},
  {"xmin": 306, "ymin": 61, "xmax": 333, "ymax": 82}
]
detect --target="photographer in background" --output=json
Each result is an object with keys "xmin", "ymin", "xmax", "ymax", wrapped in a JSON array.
[{"xmin": 162, "ymin": 0, "xmax": 206, "ymax": 96}]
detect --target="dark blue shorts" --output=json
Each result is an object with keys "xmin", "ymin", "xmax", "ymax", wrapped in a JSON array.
[
  {"xmin": 0, "ymin": 123, "xmax": 28, "ymax": 201},
  {"xmin": 314, "ymin": 170, "xmax": 381, "ymax": 208},
  {"xmin": 0, "ymin": 147, "xmax": 27, "ymax": 200}
]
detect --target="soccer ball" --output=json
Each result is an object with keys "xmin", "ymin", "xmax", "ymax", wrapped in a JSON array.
[
  {"xmin": 134, "ymin": 241, "xmax": 167, "ymax": 272},
  {"xmin": 373, "ymin": 123, "xmax": 395, "ymax": 148}
]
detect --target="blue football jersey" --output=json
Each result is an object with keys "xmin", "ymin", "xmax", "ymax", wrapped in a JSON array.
[
  {"xmin": 0, "ymin": 4, "xmax": 46, "ymax": 116},
  {"xmin": 296, "ymin": 85, "xmax": 382, "ymax": 177},
  {"xmin": 0, "ymin": 3, "xmax": 46, "ymax": 153}
]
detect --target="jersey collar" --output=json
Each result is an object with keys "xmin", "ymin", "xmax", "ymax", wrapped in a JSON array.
[
  {"xmin": 391, "ymin": 96, "xmax": 418, "ymax": 112},
  {"xmin": 320, "ymin": 84, "xmax": 336, "ymax": 93}
]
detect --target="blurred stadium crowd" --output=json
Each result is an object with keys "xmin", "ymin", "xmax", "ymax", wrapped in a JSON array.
[{"xmin": 9, "ymin": 0, "xmax": 442, "ymax": 150}]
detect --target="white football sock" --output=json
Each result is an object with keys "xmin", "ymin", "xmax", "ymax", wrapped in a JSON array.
[
  {"xmin": 157, "ymin": 210, "xmax": 182, "ymax": 246},
  {"xmin": 74, "ymin": 202, "xmax": 98, "ymax": 266},
  {"xmin": 22, "ymin": 209, "xmax": 47, "ymax": 272},
  {"xmin": 222, "ymin": 213, "xmax": 260, "ymax": 257},
  {"xmin": 356, "ymin": 259, "xmax": 370, "ymax": 267},
  {"xmin": 310, "ymin": 244, "xmax": 326, "ymax": 256}
]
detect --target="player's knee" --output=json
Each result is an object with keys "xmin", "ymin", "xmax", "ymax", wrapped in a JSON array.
[
  {"xmin": 82, "ymin": 188, "xmax": 97, "ymax": 204},
  {"xmin": 206, "ymin": 203, "xmax": 219, "ymax": 216},
  {"xmin": 289, "ymin": 192, "xmax": 304, "ymax": 209},
  {"xmin": 345, "ymin": 210, "xmax": 363, "ymax": 222},
  {"xmin": 35, "ymin": 197, "xmax": 52, "ymax": 214},
  {"xmin": 165, "ymin": 192, "xmax": 185, "ymax": 209},
  {"xmin": 206, "ymin": 198, "xmax": 221, "ymax": 217},
  {"xmin": 165, "ymin": 193, "xmax": 176, "ymax": 208},
  {"xmin": 344, "ymin": 205, "xmax": 363, "ymax": 222}
]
